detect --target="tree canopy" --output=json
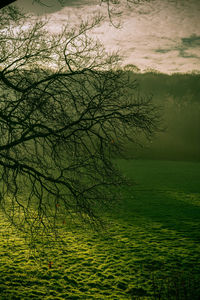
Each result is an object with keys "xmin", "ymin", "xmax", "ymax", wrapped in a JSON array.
[{"xmin": 0, "ymin": 4, "xmax": 159, "ymax": 243}]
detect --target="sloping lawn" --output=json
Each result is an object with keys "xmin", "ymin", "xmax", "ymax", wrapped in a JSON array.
[{"xmin": 0, "ymin": 159, "xmax": 200, "ymax": 299}]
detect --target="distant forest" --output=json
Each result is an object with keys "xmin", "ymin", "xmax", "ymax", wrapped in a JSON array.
[
  {"xmin": 1, "ymin": 67, "xmax": 199, "ymax": 161},
  {"xmin": 125, "ymin": 72, "xmax": 200, "ymax": 161}
]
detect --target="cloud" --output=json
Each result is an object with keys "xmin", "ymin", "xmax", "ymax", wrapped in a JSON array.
[
  {"xmin": 93, "ymin": 0, "xmax": 200, "ymax": 73},
  {"xmin": 15, "ymin": 0, "xmax": 200, "ymax": 73},
  {"xmin": 178, "ymin": 49, "xmax": 199, "ymax": 59},
  {"xmin": 16, "ymin": 0, "xmax": 97, "ymax": 15},
  {"xmin": 61, "ymin": 0, "xmax": 95, "ymax": 7},
  {"xmin": 182, "ymin": 34, "xmax": 200, "ymax": 48},
  {"xmin": 155, "ymin": 49, "xmax": 171, "ymax": 54},
  {"xmin": 154, "ymin": 34, "xmax": 200, "ymax": 60}
]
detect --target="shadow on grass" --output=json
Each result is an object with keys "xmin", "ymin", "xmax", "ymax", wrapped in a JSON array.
[{"xmin": 115, "ymin": 159, "xmax": 200, "ymax": 241}]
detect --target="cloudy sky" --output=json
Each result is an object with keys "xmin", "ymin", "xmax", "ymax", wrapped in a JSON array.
[{"xmin": 16, "ymin": 0, "xmax": 200, "ymax": 73}]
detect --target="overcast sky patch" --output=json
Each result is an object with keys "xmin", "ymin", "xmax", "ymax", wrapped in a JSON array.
[{"xmin": 15, "ymin": 0, "xmax": 200, "ymax": 73}]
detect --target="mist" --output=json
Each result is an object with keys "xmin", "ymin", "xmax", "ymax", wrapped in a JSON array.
[{"xmin": 125, "ymin": 72, "xmax": 200, "ymax": 161}]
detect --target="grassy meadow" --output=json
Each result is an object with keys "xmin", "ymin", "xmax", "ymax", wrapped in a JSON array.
[
  {"xmin": 1, "ymin": 159, "xmax": 200, "ymax": 299},
  {"xmin": 1, "ymin": 72, "xmax": 200, "ymax": 299}
]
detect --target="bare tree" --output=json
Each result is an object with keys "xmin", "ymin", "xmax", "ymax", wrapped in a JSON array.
[{"xmin": 0, "ymin": 6, "xmax": 159, "ymax": 241}]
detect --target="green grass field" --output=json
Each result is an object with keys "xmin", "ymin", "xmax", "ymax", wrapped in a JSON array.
[{"xmin": 0, "ymin": 159, "xmax": 200, "ymax": 299}]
